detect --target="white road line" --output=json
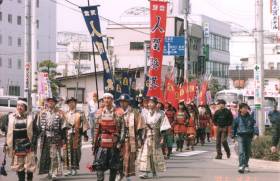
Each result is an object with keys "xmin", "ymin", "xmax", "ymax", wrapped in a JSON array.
[{"xmin": 173, "ymin": 151, "xmax": 208, "ymax": 157}]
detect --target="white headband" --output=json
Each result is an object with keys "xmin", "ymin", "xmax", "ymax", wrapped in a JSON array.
[
  {"xmin": 17, "ymin": 100, "xmax": 28, "ymax": 106},
  {"xmin": 103, "ymin": 93, "xmax": 114, "ymax": 99}
]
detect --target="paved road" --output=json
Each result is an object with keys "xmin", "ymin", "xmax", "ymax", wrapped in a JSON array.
[{"xmin": 0, "ymin": 139, "xmax": 279, "ymax": 181}]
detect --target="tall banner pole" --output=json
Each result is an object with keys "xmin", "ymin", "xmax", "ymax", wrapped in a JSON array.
[
  {"xmin": 81, "ymin": 5, "xmax": 114, "ymax": 96},
  {"xmin": 147, "ymin": 0, "xmax": 168, "ymax": 101}
]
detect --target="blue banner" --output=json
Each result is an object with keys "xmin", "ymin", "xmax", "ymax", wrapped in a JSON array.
[
  {"xmin": 81, "ymin": 6, "xmax": 114, "ymax": 93},
  {"xmin": 121, "ymin": 70, "xmax": 130, "ymax": 95},
  {"xmin": 114, "ymin": 79, "xmax": 122, "ymax": 101}
]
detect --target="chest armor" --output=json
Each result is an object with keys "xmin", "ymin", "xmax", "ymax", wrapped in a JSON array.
[
  {"xmin": 99, "ymin": 110, "xmax": 118, "ymax": 148},
  {"xmin": 40, "ymin": 111, "xmax": 62, "ymax": 143},
  {"xmin": 188, "ymin": 117, "xmax": 195, "ymax": 127},
  {"xmin": 176, "ymin": 112, "xmax": 186, "ymax": 125},
  {"xmin": 12, "ymin": 115, "xmax": 31, "ymax": 155},
  {"xmin": 13, "ymin": 117, "xmax": 28, "ymax": 141},
  {"xmin": 165, "ymin": 110, "xmax": 175, "ymax": 123}
]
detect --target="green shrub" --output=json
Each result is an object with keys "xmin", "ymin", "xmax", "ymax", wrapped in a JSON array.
[{"xmin": 251, "ymin": 136, "xmax": 280, "ymax": 161}]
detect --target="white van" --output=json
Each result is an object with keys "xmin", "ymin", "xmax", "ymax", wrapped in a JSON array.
[{"xmin": 0, "ymin": 96, "xmax": 18, "ymax": 114}]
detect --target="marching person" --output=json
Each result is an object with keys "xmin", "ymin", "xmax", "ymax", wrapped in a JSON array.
[
  {"xmin": 88, "ymin": 92, "xmax": 99, "ymax": 138},
  {"xmin": 163, "ymin": 102, "xmax": 176, "ymax": 159},
  {"xmin": 197, "ymin": 105, "xmax": 211, "ymax": 146},
  {"xmin": 1, "ymin": 98, "xmax": 37, "ymax": 181},
  {"xmin": 63, "ymin": 97, "xmax": 90, "ymax": 176},
  {"xmin": 37, "ymin": 97, "xmax": 66, "ymax": 180},
  {"xmin": 213, "ymin": 99, "xmax": 233, "ymax": 159},
  {"xmin": 174, "ymin": 102, "xmax": 189, "ymax": 152},
  {"xmin": 268, "ymin": 102, "xmax": 280, "ymax": 154},
  {"xmin": 92, "ymin": 93, "xmax": 125, "ymax": 181},
  {"xmin": 185, "ymin": 103, "xmax": 197, "ymax": 150},
  {"xmin": 138, "ymin": 96, "xmax": 171, "ymax": 179},
  {"xmin": 232, "ymin": 103, "xmax": 256, "ymax": 173},
  {"xmin": 117, "ymin": 94, "xmax": 144, "ymax": 181}
]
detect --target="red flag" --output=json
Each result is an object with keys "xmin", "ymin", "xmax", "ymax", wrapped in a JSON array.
[
  {"xmin": 165, "ymin": 78, "xmax": 178, "ymax": 109},
  {"xmin": 186, "ymin": 81, "xmax": 197, "ymax": 103},
  {"xmin": 147, "ymin": 0, "xmax": 168, "ymax": 100},
  {"xmin": 199, "ymin": 81, "xmax": 208, "ymax": 105}
]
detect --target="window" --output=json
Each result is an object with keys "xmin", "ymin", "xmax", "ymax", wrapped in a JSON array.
[
  {"xmin": 8, "ymin": 36, "xmax": 12, "ymax": 46},
  {"xmin": 17, "ymin": 16, "xmax": 21, "ymax": 25},
  {"xmin": 268, "ymin": 62, "xmax": 274, "ymax": 70},
  {"xmin": 277, "ymin": 63, "xmax": 280, "ymax": 70},
  {"xmin": 0, "ymin": 12, "xmax": 2, "ymax": 21},
  {"xmin": 17, "ymin": 59, "xmax": 21, "ymax": 69},
  {"xmin": 130, "ymin": 42, "xmax": 144, "ymax": 50},
  {"xmin": 36, "ymin": 0, "xmax": 39, "ymax": 8},
  {"xmin": 8, "ymin": 58, "xmax": 12, "ymax": 68},
  {"xmin": 67, "ymin": 88, "xmax": 85, "ymax": 103},
  {"xmin": 8, "ymin": 14, "xmax": 12, "ymax": 24},
  {"xmin": 17, "ymin": 37, "xmax": 22, "ymax": 47},
  {"xmin": 36, "ymin": 19, "xmax": 39, "ymax": 29},
  {"xmin": 73, "ymin": 52, "xmax": 90, "ymax": 60},
  {"xmin": 0, "ymin": 57, "xmax": 2, "ymax": 67},
  {"xmin": 9, "ymin": 86, "xmax": 20, "ymax": 96}
]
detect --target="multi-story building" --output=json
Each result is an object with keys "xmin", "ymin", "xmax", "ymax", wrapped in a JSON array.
[
  {"xmin": 229, "ymin": 31, "xmax": 280, "ymax": 98},
  {"xmin": 0, "ymin": 0, "xmax": 56, "ymax": 96},
  {"xmin": 189, "ymin": 15, "xmax": 231, "ymax": 87}
]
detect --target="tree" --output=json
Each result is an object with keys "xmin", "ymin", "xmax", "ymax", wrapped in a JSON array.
[
  {"xmin": 38, "ymin": 60, "xmax": 61, "ymax": 97},
  {"xmin": 208, "ymin": 78, "xmax": 223, "ymax": 98}
]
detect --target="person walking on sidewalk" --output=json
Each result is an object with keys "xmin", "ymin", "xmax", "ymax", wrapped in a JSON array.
[
  {"xmin": 232, "ymin": 103, "xmax": 256, "ymax": 173},
  {"xmin": 269, "ymin": 102, "xmax": 280, "ymax": 153},
  {"xmin": 213, "ymin": 99, "xmax": 233, "ymax": 159}
]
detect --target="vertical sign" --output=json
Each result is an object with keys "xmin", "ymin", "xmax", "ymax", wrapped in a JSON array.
[
  {"xmin": 147, "ymin": 0, "xmax": 168, "ymax": 99},
  {"xmin": 254, "ymin": 64, "xmax": 262, "ymax": 108},
  {"xmin": 271, "ymin": 0, "xmax": 280, "ymax": 31},
  {"xmin": 81, "ymin": 6, "xmax": 114, "ymax": 93},
  {"xmin": 203, "ymin": 22, "xmax": 210, "ymax": 38}
]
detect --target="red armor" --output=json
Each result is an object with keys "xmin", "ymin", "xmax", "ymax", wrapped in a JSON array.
[
  {"xmin": 174, "ymin": 112, "xmax": 187, "ymax": 134},
  {"xmin": 198, "ymin": 115, "xmax": 210, "ymax": 128},
  {"xmin": 186, "ymin": 117, "xmax": 196, "ymax": 135},
  {"xmin": 100, "ymin": 119, "xmax": 117, "ymax": 148}
]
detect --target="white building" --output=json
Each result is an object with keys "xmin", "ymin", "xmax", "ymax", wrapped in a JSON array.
[
  {"xmin": 229, "ymin": 31, "xmax": 280, "ymax": 97},
  {"xmin": 0, "ymin": 0, "xmax": 56, "ymax": 96}
]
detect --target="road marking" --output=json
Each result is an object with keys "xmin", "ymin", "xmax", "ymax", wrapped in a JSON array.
[{"xmin": 173, "ymin": 151, "xmax": 207, "ymax": 157}]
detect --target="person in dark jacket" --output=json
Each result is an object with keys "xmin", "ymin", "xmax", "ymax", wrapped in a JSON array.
[
  {"xmin": 213, "ymin": 99, "xmax": 233, "ymax": 159},
  {"xmin": 268, "ymin": 102, "xmax": 280, "ymax": 153},
  {"xmin": 232, "ymin": 103, "xmax": 256, "ymax": 174}
]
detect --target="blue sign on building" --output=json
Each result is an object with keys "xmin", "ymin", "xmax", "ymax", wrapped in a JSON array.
[{"xmin": 163, "ymin": 36, "xmax": 185, "ymax": 56}]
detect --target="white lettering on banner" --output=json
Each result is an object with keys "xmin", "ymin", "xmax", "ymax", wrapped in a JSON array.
[{"xmin": 271, "ymin": 0, "xmax": 279, "ymax": 31}]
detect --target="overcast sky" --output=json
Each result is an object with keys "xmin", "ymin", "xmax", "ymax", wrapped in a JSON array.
[{"xmin": 57, "ymin": 0, "xmax": 274, "ymax": 34}]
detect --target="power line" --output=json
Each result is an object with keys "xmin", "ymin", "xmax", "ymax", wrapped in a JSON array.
[{"xmin": 49, "ymin": 0, "xmax": 149, "ymax": 35}]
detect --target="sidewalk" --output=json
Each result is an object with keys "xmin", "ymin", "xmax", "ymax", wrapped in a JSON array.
[{"xmin": 213, "ymin": 144, "xmax": 280, "ymax": 172}]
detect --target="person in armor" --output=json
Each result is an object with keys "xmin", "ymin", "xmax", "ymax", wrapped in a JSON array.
[
  {"xmin": 174, "ymin": 102, "xmax": 189, "ymax": 152},
  {"xmin": 186, "ymin": 103, "xmax": 198, "ymax": 150},
  {"xmin": 162, "ymin": 102, "xmax": 176, "ymax": 159},
  {"xmin": 37, "ymin": 97, "xmax": 66, "ymax": 180},
  {"xmin": 92, "ymin": 93, "xmax": 125, "ymax": 181},
  {"xmin": 63, "ymin": 97, "xmax": 89, "ymax": 176},
  {"xmin": 197, "ymin": 105, "xmax": 211, "ymax": 146},
  {"xmin": 1, "ymin": 98, "xmax": 37, "ymax": 181},
  {"xmin": 138, "ymin": 96, "xmax": 171, "ymax": 179},
  {"xmin": 116, "ymin": 94, "xmax": 144, "ymax": 181}
]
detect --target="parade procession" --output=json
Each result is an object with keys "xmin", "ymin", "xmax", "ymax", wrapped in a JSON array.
[{"xmin": 1, "ymin": 0, "xmax": 280, "ymax": 181}]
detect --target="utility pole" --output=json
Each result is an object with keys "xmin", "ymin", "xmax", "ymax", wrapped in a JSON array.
[
  {"xmin": 75, "ymin": 42, "xmax": 81, "ymax": 99},
  {"xmin": 31, "ymin": 0, "xmax": 38, "ymax": 108},
  {"xmin": 255, "ymin": 0, "xmax": 265, "ymax": 135},
  {"xmin": 183, "ymin": 0, "xmax": 190, "ymax": 82},
  {"xmin": 24, "ymin": 0, "xmax": 32, "ymax": 111}
]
